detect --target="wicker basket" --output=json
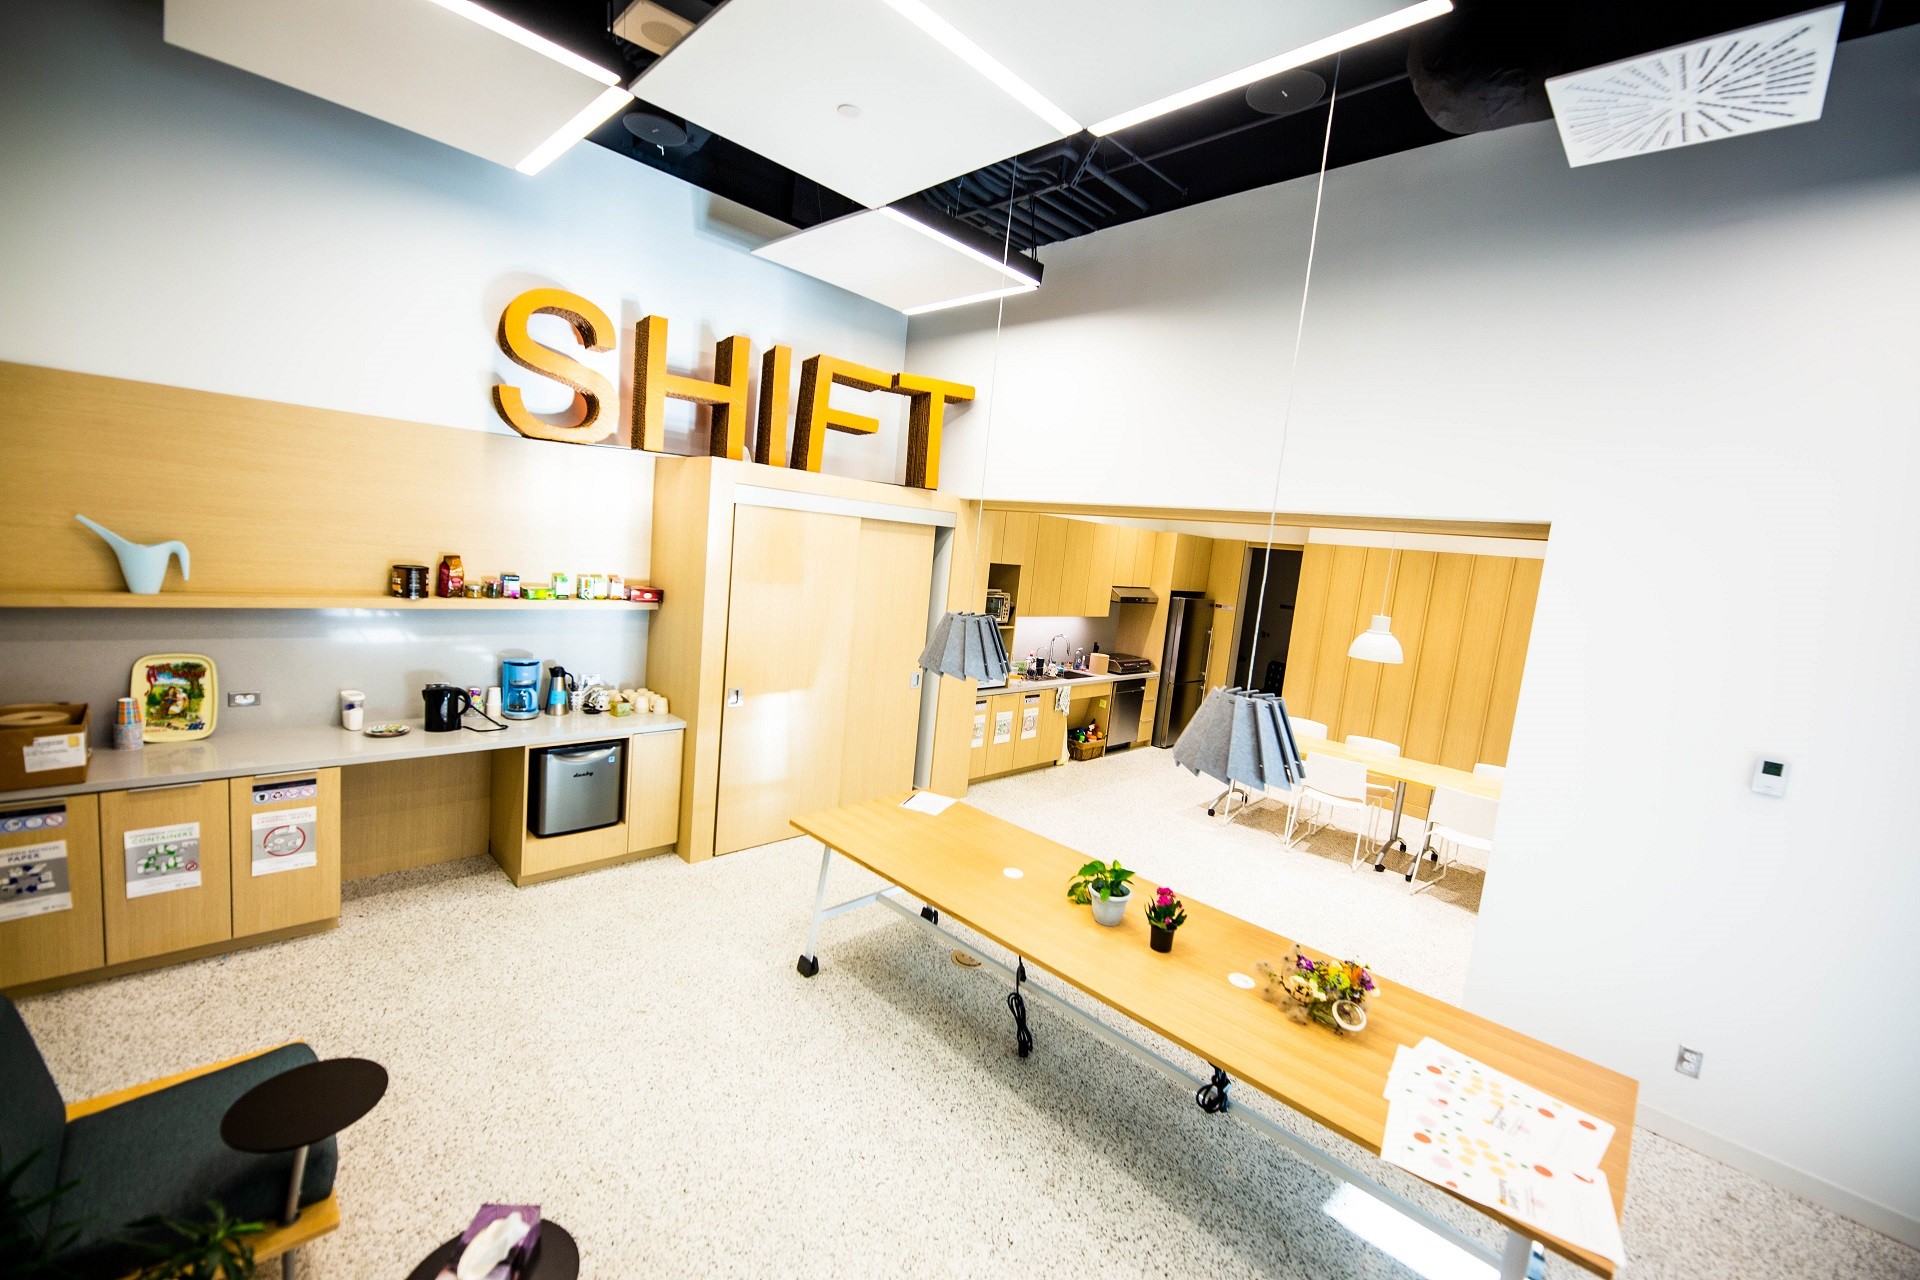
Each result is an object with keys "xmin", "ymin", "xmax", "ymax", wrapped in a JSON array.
[{"xmin": 1068, "ymin": 739, "xmax": 1104, "ymax": 762}]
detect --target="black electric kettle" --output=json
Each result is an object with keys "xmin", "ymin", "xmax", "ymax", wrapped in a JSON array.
[{"xmin": 422, "ymin": 683, "xmax": 472, "ymax": 733}]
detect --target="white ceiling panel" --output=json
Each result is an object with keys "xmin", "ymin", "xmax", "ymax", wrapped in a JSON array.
[
  {"xmin": 926, "ymin": 0, "xmax": 1434, "ymax": 131},
  {"xmin": 753, "ymin": 209, "xmax": 1036, "ymax": 315},
  {"xmin": 632, "ymin": 0, "xmax": 1072, "ymax": 208},
  {"xmin": 165, "ymin": 0, "xmax": 626, "ymax": 171}
]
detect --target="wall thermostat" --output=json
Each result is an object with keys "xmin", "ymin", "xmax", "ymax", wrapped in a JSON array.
[{"xmin": 1751, "ymin": 758, "xmax": 1790, "ymax": 797}]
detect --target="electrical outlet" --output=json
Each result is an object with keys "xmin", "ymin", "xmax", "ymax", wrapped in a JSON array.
[
  {"xmin": 227, "ymin": 692, "xmax": 260, "ymax": 707},
  {"xmin": 1675, "ymin": 1045, "xmax": 1704, "ymax": 1078}
]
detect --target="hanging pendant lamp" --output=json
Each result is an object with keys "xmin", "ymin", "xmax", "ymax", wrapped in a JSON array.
[
  {"xmin": 919, "ymin": 611, "xmax": 1010, "ymax": 684},
  {"xmin": 1174, "ymin": 687, "xmax": 1305, "ymax": 793},
  {"xmin": 1346, "ymin": 546, "xmax": 1404, "ymax": 664}
]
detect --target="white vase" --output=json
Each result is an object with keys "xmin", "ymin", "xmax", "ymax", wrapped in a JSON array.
[{"xmin": 1089, "ymin": 888, "xmax": 1131, "ymax": 927}]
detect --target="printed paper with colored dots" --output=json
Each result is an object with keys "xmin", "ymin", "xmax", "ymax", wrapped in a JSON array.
[{"xmin": 1381, "ymin": 1039, "xmax": 1626, "ymax": 1265}]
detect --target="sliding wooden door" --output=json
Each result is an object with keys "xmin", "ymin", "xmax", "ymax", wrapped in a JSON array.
[
  {"xmin": 840, "ymin": 519, "xmax": 935, "ymax": 806},
  {"xmin": 714, "ymin": 505, "xmax": 935, "ymax": 855}
]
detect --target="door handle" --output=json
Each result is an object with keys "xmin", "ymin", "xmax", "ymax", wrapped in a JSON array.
[{"xmin": 726, "ymin": 687, "xmax": 743, "ymax": 708}]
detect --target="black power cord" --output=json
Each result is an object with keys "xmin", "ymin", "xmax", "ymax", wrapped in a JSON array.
[
  {"xmin": 1008, "ymin": 958, "xmax": 1034, "ymax": 1058},
  {"xmin": 1196, "ymin": 1066, "xmax": 1232, "ymax": 1114}
]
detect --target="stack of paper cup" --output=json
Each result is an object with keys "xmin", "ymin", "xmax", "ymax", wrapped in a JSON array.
[
  {"xmin": 113, "ymin": 697, "xmax": 143, "ymax": 751},
  {"xmin": 340, "ymin": 689, "xmax": 365, "ymax": 732}
]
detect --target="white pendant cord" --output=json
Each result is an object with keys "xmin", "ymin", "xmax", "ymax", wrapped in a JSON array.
[
  {"xmin": 1379, "ymin": 544, "xmax": 1397, "ymax": 614},
  {"xmin": 1242, "ymin": 55, "xmax": 1341, "ymax": 691}
]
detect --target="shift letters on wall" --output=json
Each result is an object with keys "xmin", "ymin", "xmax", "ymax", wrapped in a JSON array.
[{"xmin": 491, "ymin": 287, "xmax": 972, "ymax": 490}]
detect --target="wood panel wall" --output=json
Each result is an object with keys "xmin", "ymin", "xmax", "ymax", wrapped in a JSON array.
[
  {"xmin": 1282, "ymin": 544, "xmax": 1541, "ymax": 816},
  {"xmin": 0, "ymin": 362, "xmax": 654, "ymax": 595}
]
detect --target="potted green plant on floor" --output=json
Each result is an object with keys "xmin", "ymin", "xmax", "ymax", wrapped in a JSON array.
[
  {"xmin": 126, "ymin": 1201, "xmax": 264, "ymax": 1280},
  {"xmin": 1143, "ymin": 885, "xmax": 1187, "ymax": 953},
  {"xmin": 1067, "ymin": 859, "xmax": 1134, "ymax": 926},
  {"xmin": 1, "ymin": 1147, "xmax": 79, "ymax": 1277}
]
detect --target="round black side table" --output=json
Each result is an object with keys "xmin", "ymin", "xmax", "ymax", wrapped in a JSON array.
[
  {"xmin": 221, "ymin": 1057, "xmax": 388, "ymax": 1279},
  {"xmin": 405, "ymin": 1220, "xmax": 579, "ymax": 1280}
]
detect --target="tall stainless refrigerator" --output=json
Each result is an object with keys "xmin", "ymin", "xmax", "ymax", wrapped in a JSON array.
[{"xmin": 1152, "ymin": 593, "xmax": 1211, "ymax": 747}]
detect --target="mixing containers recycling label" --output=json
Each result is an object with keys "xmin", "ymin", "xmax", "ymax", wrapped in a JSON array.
[{"xmin": 124, "ymin": 822, "xmax": 201, "ymax": 898}]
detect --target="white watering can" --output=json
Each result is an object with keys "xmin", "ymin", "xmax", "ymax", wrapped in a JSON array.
[{"xmin": 76, "ymin": 515, "xmax": 190, "ymax": 595}]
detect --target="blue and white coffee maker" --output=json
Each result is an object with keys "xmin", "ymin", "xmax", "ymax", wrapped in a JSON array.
[{"xmin": 500, "ymin": 657, "xmax": 542, "ymax": 720}]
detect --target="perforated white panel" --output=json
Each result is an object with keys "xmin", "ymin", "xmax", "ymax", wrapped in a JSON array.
[{"xmin": 1545, "ymin": 5, "xmax": 1842, "ymax": 168}]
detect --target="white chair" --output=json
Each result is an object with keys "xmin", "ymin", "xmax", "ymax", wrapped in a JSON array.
[
  {"xmin": 1345, "ymin": 734, "xmax": 1402, "ymax": 809},
  {"xmin": 1410, "ymin": 785, "xmax": 1499, "ymax": 892},
  {"xmin": 1289, "ymin": 716, "xmax": 1329, "ymax": 740},
  {"xmin": 1285, "ymin": 754, "xmax": 1375, "ymax": 868},
  {"xmin": 1473, "ymin": 762, "xmax": 1505, "ymax": 779}
]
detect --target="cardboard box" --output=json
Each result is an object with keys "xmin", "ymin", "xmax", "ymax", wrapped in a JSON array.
[{"xmin": 0, "ymin": 704, "xmax": 92, "ymax": 792}]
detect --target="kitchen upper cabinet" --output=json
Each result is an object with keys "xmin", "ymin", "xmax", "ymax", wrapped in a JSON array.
[
  {"xmin": 1000, "ymin": 511, "xmax": 1038, "ymax": 568},
  {"xmin": 1083, "ymin": 522, "xmax": 1118, "ymax": 615},
  {"xmin": 1027, "ymin": 517, "xmax": 1068, "ymax": 616}
]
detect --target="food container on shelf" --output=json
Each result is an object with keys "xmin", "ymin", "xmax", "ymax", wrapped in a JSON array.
[{"xmin": 0, "ymin": 703, "xmax": 92, "ymax": 791}]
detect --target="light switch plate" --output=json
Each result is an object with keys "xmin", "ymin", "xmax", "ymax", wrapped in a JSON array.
[{"xmin": 1751, "ymin": 758, "xmax": 1789, "ymax": 797}]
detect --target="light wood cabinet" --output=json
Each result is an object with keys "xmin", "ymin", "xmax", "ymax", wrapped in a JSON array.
[
  {"xmin": 228, "ymin": 769, "xmax": 341, "ymax": 937},
  {"xmin": 490, "ymin": 746, "xmax": 629, "ymax": 886},
  {"xmin": 99, "ymin": 781, "xmax": 232, "ymax": 965},
  {"xmin": 0, "ymin": 793, "xmax": 105, "ymax": 989},
  {"xmin": 1000, "ymin": 511, "xmax": 1038, "ymax": 568},
  {"xmin": 983, "ymin": 693, "xmax": 1019, "ymax": 776},
  {"xmin": 1083, "ymin": 522, "xmax": 1118, "ymax": 615},
  {"xmin": 1027, "ymin": 517, "xmax": 1067, "ymax": 616},
  {"xmin": 627, "ymin": 729, "xmax": 684, "ymax": 853},
  {"xmin": 968, "ymin": 698, "xmax": 990, "ymax": 779}
]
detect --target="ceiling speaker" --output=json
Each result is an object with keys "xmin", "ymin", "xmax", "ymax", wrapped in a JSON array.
[
  {"xmin": 1545, "ymin": 4, "xmax": 1842, "ymax": 167},
  {"xmin": 1245, "ymin": 69, "xmax": 1327, "ymax": 118},
  {"xmin": 613, "ymin": 0, "xmax": 694, "ymax": 57}
]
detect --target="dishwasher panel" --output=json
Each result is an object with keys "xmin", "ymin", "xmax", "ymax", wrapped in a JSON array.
[{"xmin": 1107, "ymin": 678, "xmax": 1146, "ymax": 750}]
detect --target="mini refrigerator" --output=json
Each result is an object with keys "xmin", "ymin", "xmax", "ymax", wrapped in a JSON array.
[{"xmin": 528, "ymin": 740, "xmax": 626, "ymax": 837}]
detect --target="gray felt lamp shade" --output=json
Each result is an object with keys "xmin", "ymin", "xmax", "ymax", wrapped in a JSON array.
[
  {"xmin": 919, "ymin": 611, "xmax": 1011, "ymax": 684},
  {"xmin": 1173, "ymin": 687, "xmax": 1305, "ymax": 792}
]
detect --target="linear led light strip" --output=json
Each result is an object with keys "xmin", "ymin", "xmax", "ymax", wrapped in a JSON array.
[
  {"xmin": 425, "ymin": 0, "xmax": 635, "ymax": 175},
  {"xmin": 878, "ymin": 207, "xmax": 1040, "ymax": 313},
  {"xmin": 1089, "ymin": 0, "xmax": 1454, "ymax": 135},
  {"xmin": 877, "ymin": 0, "xmax": 1080, "ymax": 135}
]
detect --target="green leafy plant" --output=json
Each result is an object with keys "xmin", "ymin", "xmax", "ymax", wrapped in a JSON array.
[
  {"xmin": 1143, "ymin": 885, "xmax": 1187, "ymax": 933},
  {"xmin": 125, "ymin": 1201, "xmax": 264, "ymax": 1280},
  {"xmin": 1066, "ymin": 859, "xmax": 1134, "ymax": 905},
  {"xmin": 1, "ymin": 1147, "xmax": 81, "ymax": 1278}
]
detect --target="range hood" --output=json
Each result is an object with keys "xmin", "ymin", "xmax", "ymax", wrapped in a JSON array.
[{"xmin": 1111, "ymin": 585, "xmax": 1158, "ymax": 605}]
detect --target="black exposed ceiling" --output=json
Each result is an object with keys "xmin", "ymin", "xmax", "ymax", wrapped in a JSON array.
[{"xmin": 495, "ymin": 1, "xmax": 1920, "ymax": 257}]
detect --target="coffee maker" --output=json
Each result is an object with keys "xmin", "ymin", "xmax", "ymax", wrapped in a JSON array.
[{"xmin": 500, "ymin": 657, "xmax": 542, "ymax": 720}]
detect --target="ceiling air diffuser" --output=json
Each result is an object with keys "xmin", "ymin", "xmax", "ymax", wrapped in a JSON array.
[{"xmin": 1544, "ymin": 4, "xmax": 1842, "ymax": 168}]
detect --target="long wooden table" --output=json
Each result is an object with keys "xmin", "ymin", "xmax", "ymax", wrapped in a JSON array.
[
  {"xmin": 1291, "ymin": 735, "xmax": 1499, "ymax": 872},
  {"xmin": 792, "ymin": 795, "xmax": 1634, "ymax": 1279}
]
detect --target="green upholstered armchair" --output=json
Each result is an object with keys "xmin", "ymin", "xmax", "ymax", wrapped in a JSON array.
[{"xmin": 0, "ymin": 995, "xmax": 340, "ymax": 1278}]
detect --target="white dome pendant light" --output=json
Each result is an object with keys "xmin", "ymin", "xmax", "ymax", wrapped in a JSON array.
[{"xmin": 1347, "ymin": 545, "xmax": 1404, "ymax": 664}]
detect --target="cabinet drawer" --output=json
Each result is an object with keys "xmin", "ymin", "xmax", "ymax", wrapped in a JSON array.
[
  {"xmin": 229, "ymin": 769, "xmax": 341, "ymax": 936},
  {"xmin": 0, "ymin": 794, "xmax": 105, "ymax": 988},
  {"xmin": 100, "ymin": 781, "xmax": 231, "ymax": 965},
  {"xmin": 985, "ymin": 694, "xmax": 1018, "ymax": 776},
  {"xmin": 627, "ymin": 729, "xmax": 683, "ymax": 853}
]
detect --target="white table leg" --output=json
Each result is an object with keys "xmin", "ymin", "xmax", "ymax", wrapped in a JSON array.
[
  {"xmin": 796, "ymin": 843, "xmax": 835, "ymax": 977},
  {"xmin": 1374, "ymin": 781, "xmax": 1409, "ymax": 871},
  {"xmin": 1499, "ymin": 1230, "xmax": 1541, "ymax": 1280}
]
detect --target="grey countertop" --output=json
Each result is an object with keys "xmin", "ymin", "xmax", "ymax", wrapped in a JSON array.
[
  {"xmin": 981, "ymin": 668, "xmax": 1157, "ymax": 694},
  {"xmin": 2, "ymin": 710, "xmax": 685, "ymax": 803}
]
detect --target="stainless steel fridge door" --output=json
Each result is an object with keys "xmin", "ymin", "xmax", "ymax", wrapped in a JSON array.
[
  {"xmin": 1153, "ymin": 598, "xmax": 1211, "ymax": 746},
  {"xmin": 529, "ymin": 741, "xmax": 625, "ymax": 837}
]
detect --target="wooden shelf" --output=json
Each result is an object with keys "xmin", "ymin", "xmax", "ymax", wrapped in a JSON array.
[{"xmin": 0, "ymin": 592, "xmax": 659, "ymax": 612}]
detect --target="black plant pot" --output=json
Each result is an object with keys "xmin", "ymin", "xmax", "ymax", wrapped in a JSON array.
[{"xmin": 1150, "ymin": 925, "xmax": 1174, "ymax": 953}]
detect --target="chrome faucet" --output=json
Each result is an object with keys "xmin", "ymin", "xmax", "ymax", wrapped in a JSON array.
[{"xmin": 1048, "ymin": 633, "xmax": 1069, "ymax": 674}]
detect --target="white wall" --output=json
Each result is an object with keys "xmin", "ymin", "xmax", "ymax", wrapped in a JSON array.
[
  {"xmin": 911, "ymin": 29, "xmax": 1920, "ymax": 1244},
  {"xmin": 0, "ymin": 0, "xmax": 912, "ymax": 484}
]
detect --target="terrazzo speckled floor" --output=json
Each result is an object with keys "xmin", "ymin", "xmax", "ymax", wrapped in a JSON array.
[{"xmin": 18, "ymin": 747, "xmax": 1917, "ymax": 1279}]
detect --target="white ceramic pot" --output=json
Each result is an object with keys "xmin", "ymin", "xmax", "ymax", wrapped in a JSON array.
[{"xmin": 1089, "ymin": 887, "xmax": 1132, "ymax": 927}]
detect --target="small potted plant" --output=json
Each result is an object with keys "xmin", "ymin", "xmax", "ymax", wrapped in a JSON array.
[
  {"xmin": 1143, "ymin": 885, "xmax": 1187, "ymax": 952},
  {"xmin": 1066, "ymin": 859, "xmax": 1134, "ymax": 926}
]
